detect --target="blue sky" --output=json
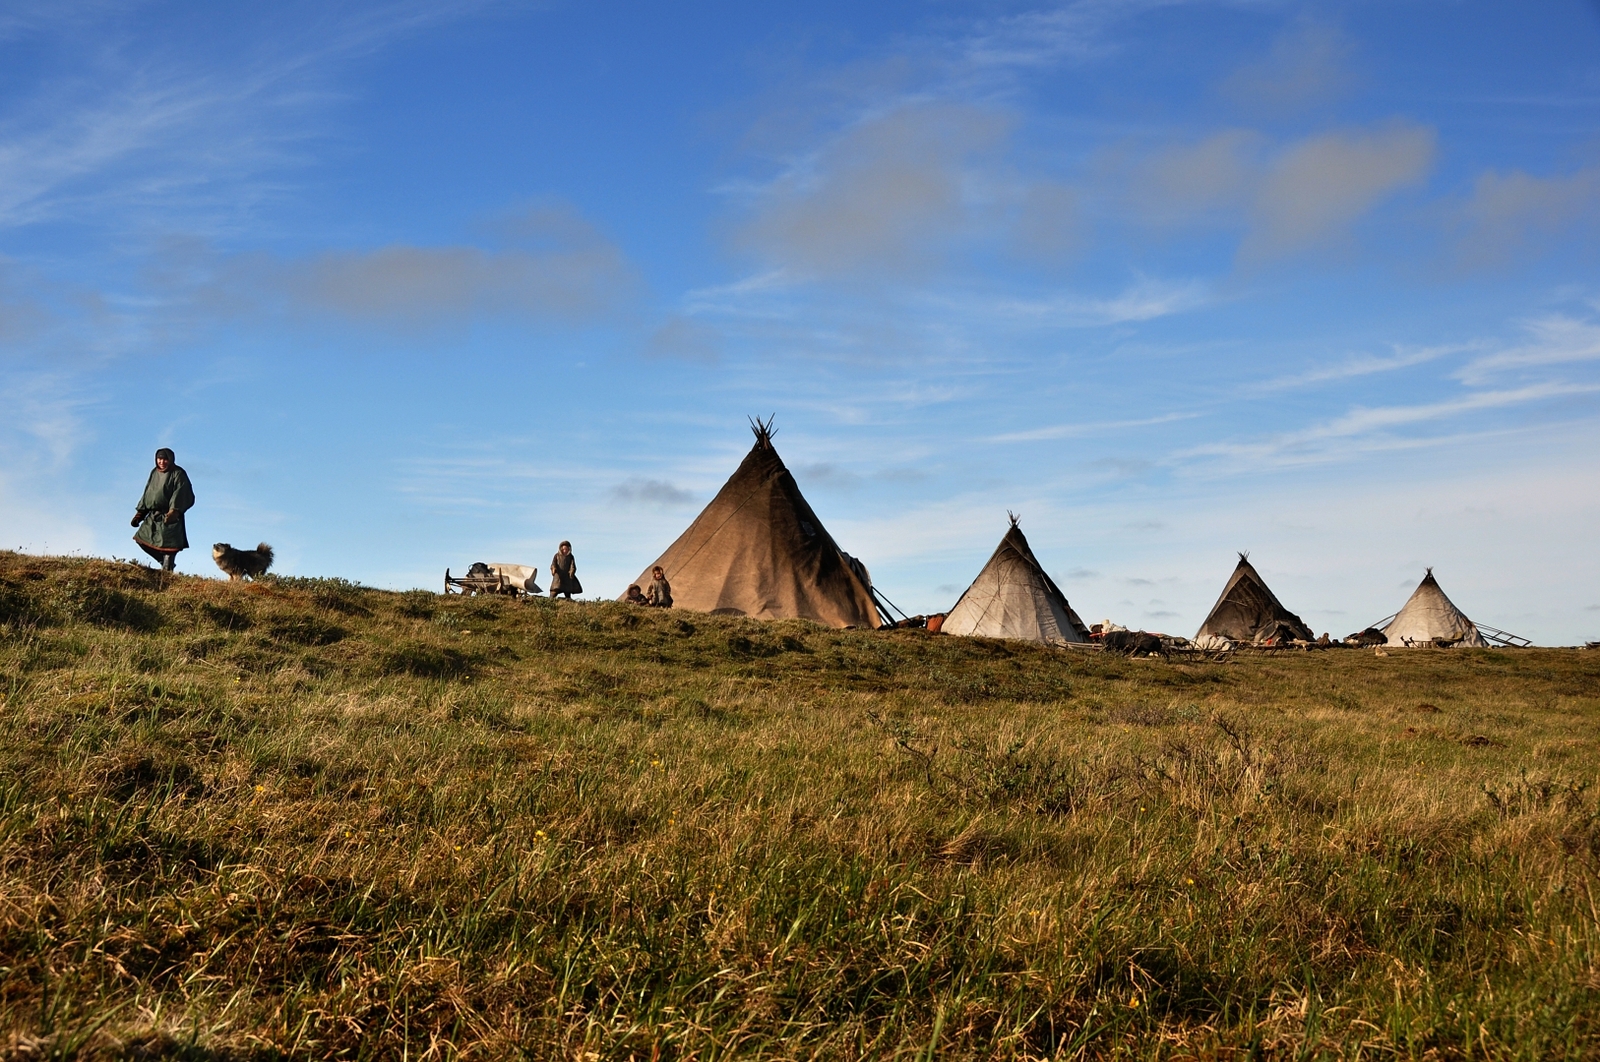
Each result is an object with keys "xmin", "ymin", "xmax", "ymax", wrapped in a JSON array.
[{"xmin": 3, "ymin": 0, "xmax": 1599, "ymax": 643}]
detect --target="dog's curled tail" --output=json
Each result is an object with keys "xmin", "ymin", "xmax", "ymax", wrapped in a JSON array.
[{"xmin": 257, "ymin": 543, "xmax": 275, "ymax": 571}]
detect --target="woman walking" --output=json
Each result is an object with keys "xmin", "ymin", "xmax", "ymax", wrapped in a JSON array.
[
  {"xmin": 549, "ymin": 540, "xmax": 582, "ymax": 599},
  {"xmin": 131, "ymin": 447, "xmax": 195, "ymax": 572}
]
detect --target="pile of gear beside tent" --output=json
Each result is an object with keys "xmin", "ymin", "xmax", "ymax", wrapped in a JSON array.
[
  {"xmin": 445, "ymin": 562, "xmax": 541, "ymax": 596},
  {"xmin": 449, "ymin": 419, "xmax": 1532, "ymax": 652}
]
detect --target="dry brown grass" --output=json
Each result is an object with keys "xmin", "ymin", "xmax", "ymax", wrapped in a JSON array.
[{"xmin": 1, "ymin": 550, "xmax": 1597, "ymax": 1059}]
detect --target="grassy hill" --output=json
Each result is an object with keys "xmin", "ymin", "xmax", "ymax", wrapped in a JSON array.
[{"xmin": 1, "ymin": 551, "xmax": 1598, "ymax": 1059}]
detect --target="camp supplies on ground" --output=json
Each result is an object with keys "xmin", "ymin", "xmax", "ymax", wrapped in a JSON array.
[{"xmin": 445, "ymin": 561, "xmax": 536, "ymax": 596}]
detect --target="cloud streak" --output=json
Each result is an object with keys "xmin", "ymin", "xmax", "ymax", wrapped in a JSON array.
[
  {"xmin": 1178, "ymin": 381, "xmax": 1599, "ymax": 471},
  {"xmin": 0, "ymin": 0, "xmax": 510, "ymax": 233},
  {"xmin": 1252, "ymin": 344, "xmax": 1469, "ymax": 392},
  {"xmin": 959, "ymin": 0, "xmax": 1190, "ymax": 71},
  {"xmin": 987, "ymin": 412, "xmax": 1198, "ymax": 444},
  {"xmin": 948, "ymin": 276, "xmax": 1210, "ymax": 328},
  {"xmin": 145, "ymin": 203, "xmax": 637, "ymax": 331},
  {"xmin": 1456, "ymin": 314, "xmax": 1600, "ymax": 386}
]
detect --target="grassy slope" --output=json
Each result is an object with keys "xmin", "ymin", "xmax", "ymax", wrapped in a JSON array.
[{"xmin": 1, "ymin": 552, "xmax": 1598, "ymax": 1060}]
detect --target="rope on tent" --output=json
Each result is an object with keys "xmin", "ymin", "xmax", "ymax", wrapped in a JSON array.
[{"xmin": 870, "ymin": 586, "xmax": 910, "ymax": 626}]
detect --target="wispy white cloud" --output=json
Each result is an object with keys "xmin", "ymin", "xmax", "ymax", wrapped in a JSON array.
[
  {"xmin": 1252, "ymin": 343, "xmax": 1470, "ymax": 392},
  {"xmin": 0, "ymin": 1, "xmax": 120, "ymax": 43},
  {"xmin": 1178, "ymin": 381, "xmax": 1599, "ymax": 470},
  {"xmin": 681, "ymin": 271, "xmax": 796, "ymax": 317},
  {"xmin": 987, "ymin": 411, "xmax": 1198, "ymax": 444},
  {"xmin": 948, "ymin": 276, "xmax": 1209, "ymax": 327},
  {"xmin": 0, "ymin": 370, "xmax": 102, "ymax": 470},
  {"xmin": 395, "ymin": 451, "xmax": 627, "ymax": 513},
  {"xmin": 1455, "ymin": 314, "xmax": 1600, "ymax": 386},
  {"xmin": 1310, "ymin": 383, "xmax": 1590, "ymax": 437},
  {"xmin": 959, "ymin": 0, "xmax": 1194, "ymax": 71},
  {"xmin": 0, "ymin": 0, "xmax": 513, "ymax": 233}
]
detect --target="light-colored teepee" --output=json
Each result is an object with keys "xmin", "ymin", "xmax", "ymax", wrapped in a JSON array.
[
  {"xmin": 941, "ymin": 515, "xmax": 1089, "ymax": 645},
  {"xmin": 621, "ymin": 420, "xmax": 881, "ymax": 629},
  {"xmin": 1383, "ymin": 569, "xmax": 1485, "ymax": 648},
  {"xmin": 1193, "ymin": 554, "xmax": 1315, "ymax": 648}
]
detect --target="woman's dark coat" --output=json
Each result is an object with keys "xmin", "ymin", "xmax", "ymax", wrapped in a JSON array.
[
  {"xmin": 550, "ymin": 550, "xmax": 581, "ymax": 595},
  {"xmin": 133, "ymin": 465, "xmax": 196, "ymax": 552}
]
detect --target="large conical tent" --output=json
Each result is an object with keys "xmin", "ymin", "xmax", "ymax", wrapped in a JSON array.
[
  {"xmin": 941, "ymin": 515, "xmax": 1090, "ymax": 645},
  {"xmin": 1194, "ymin": 554, "xmax": 1315, "ymax": 647},
  {"xmin": 622, "ymin": 420, "xmax": 881, "ymax": 629},
  {"xmin": 1383, "ymin": 569, "xmax": 1486, "ymax": 648}
]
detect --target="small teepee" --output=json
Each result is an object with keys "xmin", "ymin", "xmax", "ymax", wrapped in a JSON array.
[
  {"xmin": 1194, "ymin": 554, "xmax": 1315, "ymax": 648},
  {"xmin": 941, "ymin": 515, "xmax": 1090, "ymax": 645},
  {"xmin": 1383, "ymin": 569, "xmax": 1486, "ymax": 648},
  {"xmin": 621, "ymin": 419, "xmax": 881, "ymax": 629}
]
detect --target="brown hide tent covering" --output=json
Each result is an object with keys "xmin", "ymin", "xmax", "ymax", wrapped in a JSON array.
[
  {"xmin": 1194, "ymin": 554, "xmax": 1315, "ymax": 646},
  {"xmin": 941, "ymin": 516, "xmax": 1090, "ymax": 645},
  {"xmin": 1383, "ymin": 569, "xmax": 1486, "ymax": 648},
  {"xmin": 622, "ymin": 421, "xmax": 881, "ymax": 629}
]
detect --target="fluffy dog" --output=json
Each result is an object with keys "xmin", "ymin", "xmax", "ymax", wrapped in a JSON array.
[{"xmin": 212, "ymin": 542, "xmax": 274, "ymax": 581}]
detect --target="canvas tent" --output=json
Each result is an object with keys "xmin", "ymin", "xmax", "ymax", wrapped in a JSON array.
[
  {"xmin": 622, "ymin": 420, "xmax": 881, "ymax": 629},
  {"xmin": 1194, "ymin": 554, "xmax": 1315, "ymax": 648},
  {"xmin": 1382, "ymin": 569, "xmax": 1486, "ymax": 648},
  {"xmin": 941, "ymin": 516, "xmax": 1090, "ymax": 645}
]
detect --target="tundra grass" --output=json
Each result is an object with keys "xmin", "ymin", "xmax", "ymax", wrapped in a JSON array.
[{"xmin": 0, "ymin": 551, "xmax": 1597, "ymax": 1059}]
